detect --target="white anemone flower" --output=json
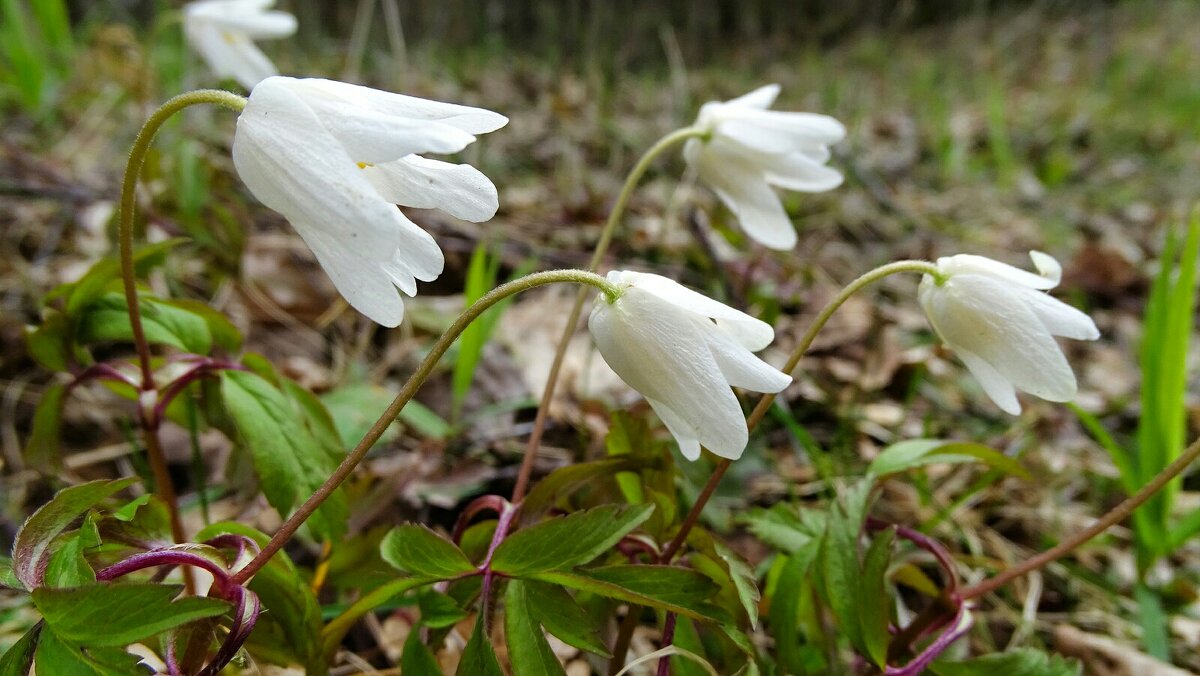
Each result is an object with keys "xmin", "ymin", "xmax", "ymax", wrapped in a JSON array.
[
  {"xmin": 589, "ymin": 271, "xmax": 792, "ymax": 461},
  {"xmin": 684, "ymin": 84, "xmax": 845, "ymax": 250},
  {"xmin": 918, "ymin": 251, "xmax": 1099, "ymax": 415},
  {"xmin": 232, "ymin": 76, "xmax": 508, "ymax": 327},
  {"xmin": 184, "ymin": 0, "xmax": 297, "ymax": 90}
]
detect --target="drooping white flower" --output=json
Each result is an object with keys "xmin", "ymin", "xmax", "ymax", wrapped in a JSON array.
[
  {"xmin": 588, "ymin": 271, "xmax": 791, "ymax": 461},
  {"xmin": 684, "ymin": 84, "xmax": 845, "ymax": 250},
  {"xmin": 232, "ymin": 76, "xmax": 508, "ymax": 326},
  {"xmin": 184, "ymin": 0, "xmax": 297, "ymax": 90},
  {"xmin": 918, "ymin": 251, "xmax": 1099, "ymax": 414}
]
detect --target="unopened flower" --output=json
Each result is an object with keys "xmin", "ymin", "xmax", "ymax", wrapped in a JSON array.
[
  {"xmin": 232, "ymin": 76, "xmax": 507, "ymax": 326},
  {"xmin": 918, "ymin": 251, "xmax": 1099, "ymax": 414},
  {"xmin": 184, "ymin": 0, "xmax": 297, "ymax": 90},
  {"xmin": 684, "ymin": 84, "xmax": 845, "ymax": 250},
  {"xmin": 589, "ymin": 271, "xmax": 791, "ymax": 460}
]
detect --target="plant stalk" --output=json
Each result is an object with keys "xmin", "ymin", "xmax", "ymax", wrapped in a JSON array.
[
  {"xmin": 232, "ymin": 270, "xmax": 620, "ymax": 584},
  {"xmin": 511, "ymin": 126, "xmax": 708, "ymax": 503},
  {"xmin": 960, "ymin": 435, "xmax": 1200, "ymax": 600}
]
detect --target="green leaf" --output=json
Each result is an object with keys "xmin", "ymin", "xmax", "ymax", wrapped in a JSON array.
[
  {"xmin": 397, "ymin": 399, "xmax": 453, "ymax": 440},
  {"xmin": 23, "ymin": 382, "xmax": 66, "ymax": 471},
  {"xmin": 520, "ymin": 580, "xmax": 610, "ymax": 657},
  {"xmin": 11, "ymin": 478, "xmax": 136, "ymax": 589},
  {"xmin": 521, "ymin": 456, "xmax": 647, "ymax": 516},
  {"xmin": 221, "ymin": 370, "xmax": 348, "ymax": 541},
  {"xmin": 59, "ymin": 238, "xmax": 188, "ymax": 317},
  {"xmin": 43, "ymin": 514, "xmax": 100, "ymax": 588},
  {"xmin": 401, "ymin": 629, "xmax": 442, "ymax": 674},
  {"xmin": 417, "ymin": 589, "xmax": 468, "ymax": 629},
  {"xmin": 930, "ymin": 647, "xmax": 1082, "ymax": 676},
  {"xmin": 491, "ymin": 504, "xmax": 654, "ymax": 576},
  {"xmin": 380, "ymin": 524, "xmax": 476, "ymax": 578},
  {"xmin": 33, "ymin": 584, "xmax": 229, "ymax": 647},
  {"xmin": 321, "ymin": 382, "xmax": 401, "ymax": 449},
  {"xmin": 77, "ymin": 292, "xmax": 212, "ymax": 354},
  {"xmin": 0, "ymin": 556, "xmax": 20, "ymax": 590},
  {"xmin": 868, "ymin": 439, "xmax": 1029, "ymax": 480},
  {"xmin": 0, "ymin": 623, "xmax": 40, "ymax": 676},
  {"xmin": 740, "ymin": 505, "xmax": 816, "ymax": 554},
  {"xmin": 159, "ymin": 298, "xmax": 242, "ymax": 354},
  {"xmin": 452, "ymin": 243, "xmax": 507, "ymax": 419},
  {"xmin": 818, "ymin": 494, "xmax": 863, "ymax": 652},
  {"xmin": 504, "ymin": 580, "xmax": 566, "ymax": 676},
  {"xmin": 320, "ymin": 576, "xmax": 439, "ymax": 660},
  {"xmin": 24, "ymin": 311, "xmax": 71, "ymax": 372},
  {"xmin": 533, "ymin": 566, "xmax": 723, "ymax": 621},
  {"xmin": 31, "ymin": 628, "xmax": 142, "ymax": 676},
  {"xmin": 860, "ymin": 527, "xmax": 894, "ymax": 668},
  {"xmin": 457, "ymin": 619, "xmax": 504, "ymax": 676},
  {"xmin": 714, "ymin": 541, "xmax": 760, "ymax": 628},
  {"xmin": 1135, "ymin": 584, "xmax": 1170, "ymax": 660}
]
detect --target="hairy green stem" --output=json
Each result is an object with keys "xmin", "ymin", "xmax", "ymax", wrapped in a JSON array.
[
  {"xmin": 659, "ymin": 260, "xmax": 941, "ymax": 562},
  {"xmin": 119, "ymin": 89, "xmax": 246, "ymax": 592},
  {"xmin": 511, "ymin": 126, "xmax": 709, "ymax": 503},
  {"xmin": 960, "ymin": 435, "xmax": 1200, "ymax": 600},
  {"xmin": 232, "ymin": 270, "xmax": 620, "ymax": 585}
]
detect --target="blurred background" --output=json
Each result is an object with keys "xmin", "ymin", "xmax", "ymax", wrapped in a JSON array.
[{"xmin": 3, "ymin": 0, "xmax": 1199, "ymax": 671}]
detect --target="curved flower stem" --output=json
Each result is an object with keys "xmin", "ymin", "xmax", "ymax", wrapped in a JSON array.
[
  {"xmin": 120, "ymin": 89, "xmax": 247, "ymax": 389},
  {"xmin": 232, "ymin": 270, "xmax": 620, "ymax": 585},
  {"xmin": 660, "ymin": 260, "xmax": 940, "ymax": 562},
  {"xmin": 511, "ymin": 126, "xmax": 709, "ymax": 503},
  {"xmin": 960, "ymin": 435, "xmax": 1200, "ymax": 600},
  {"xmin": 119, "ymin": 89, "xmax": 247, "ymax": 588}
]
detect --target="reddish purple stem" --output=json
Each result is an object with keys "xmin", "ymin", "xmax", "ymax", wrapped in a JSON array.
[{"xmin": 885, "ymin": 604, "xmax": 973, "ymax": 675}]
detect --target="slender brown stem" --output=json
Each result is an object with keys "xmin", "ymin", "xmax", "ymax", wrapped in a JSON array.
[
  {"xmin": 960, "ymin": 436, "xmax": 1200, "ymax": 600},
  {"xmin": 511, "ymin": 126, "xmax": 708, "ymax": 503},
  {"xmin": 609, "ymin": 605, "xmax": 645, "ymax": 676},
  {"xmin": 143, "ymin": 426, "xmax": 194, "ymax": 594},
  {"xmin": 232, "ymin": 271, "xmax": 619, "ymax": 585}
]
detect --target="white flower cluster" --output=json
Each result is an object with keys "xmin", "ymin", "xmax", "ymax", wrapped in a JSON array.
[{"xmin": 181, "ymin": 1, "xmax": 1099, "ymax": 460}]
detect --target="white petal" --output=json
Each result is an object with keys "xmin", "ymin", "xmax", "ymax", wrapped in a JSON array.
[
  {"xmin": 588, "ymin": 291, "xmax": 749, "ymax": 460},
  {"xmin": 725, "ymin": 84, "xmax": 781, "ymax": 110},
  {"xmin": 291, "ymin": 78, "xmax": 508, "ymax": 134},
  {"xmin": 702, "ymin": 326, "xmax": 792, "ymax": 393},
  {"xmin": 694, "ymin": 152, "xmax": 797, "ymax": 250},
  {"xmin": 217, "ymin": 11, "xmax": 296, "ymax": 39},
  {"xmin": 956, "ymin": 348, "xmax": 1022, "ymax": 414},
  {"xmin": 234, "ymin": 79, "xmax": 400, "ymax": 256},
  {"xmin": 938, "ymin": 254, "xmax": 1058, "ymax": 290},
  {"xmin": 613, "ymin": 271, "xmax": 775, "ymax": 350},
  {"xmin": 925, "ymin": 274, "xmax": 1078, "ymax": 402},
  {"xmin": 1014, "ymin": 287, "xmax": 1100, "ymax": 340},
  {"xmin": 646, "ymin": 398, "xmax": 702, "ymax": 461},
  {"xmin": 761, "ymin": 153, "xmax": 844, "ymax": 192},
  {"xmin": 222, "ymin": 33, "xmax": 278, "ymax": 90},
  {"xmin": 717, "ymin": 110, "xmax": 846, "ymax": 155},
  {"xmin": 1029, "ymin": 251, "xmax": 1062, "ymax": 285},
  {"xmin": 281, "ymin": 79, "xmax": 476, "ymax": 162},
  {"xmin": 300, "ymin": 229, "xmax": 406, "ymax": 327},
  {"xmin": 363, "ymin": 155, "xmax": 499, "ymax": 222}
]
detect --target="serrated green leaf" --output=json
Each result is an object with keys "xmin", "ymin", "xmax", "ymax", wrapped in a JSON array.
[
  {"xmin": 457, "ymin": 619, "xmax": 503, "ymax": 676},
  {"xmin": 520, "ymin": 580, "xmax": 610, "ymax": 657},
  {"xmin": 930, "ymin": 647, "xmax": 1082, "ymax": 676},
  {"xmin": 868, "ymin": 439, "xmax": 1028, "ymax": 480},
  {"xmin": 159, "ymin": 298, "xmax": 242, "ymax": 354},
  {"xmin": 533, "ymin": 566, "xmax": 723, "ymax": 621},
  {"xmin": 221, "ymin": 370, "xmax": 347, "ymax": 541},
  {"xmin": 23, "ymin": 382, "xmax": 65, "ymax": 471},
  {"xmin": 505, "ymin": 580, "xmax": 566, "ymax": 676},
  {"xmin": 714, "ymin": 541, "xmax": 760, "ymax": 628},
  {"xmin": 33, "ymin": 584, "xmax": 229, "ymax": 647},
  {"xmin": 381, "ymin": 524, "xmax": 475, "ymax": 578},
  {"xmin": 819, "ymin": 496, "xmax": 863, "ymax": 652},
  {"xmin": 77, "ymin": 292, "xmax": 212, "ymax": 354},
  {"xmin": 417, "ymin": 589, "xmax": 468, "ymax": 629},
  {"xmin": 43, "ymin": 514, "xmax": 100, "ymax": 588},
  {"xmin": 12, "ymin": 478, "xmax": 136, "ymax": 589},
  {"xmin": 860, "ymin": 527, "xmax": 894, "ymax": 668},
  {"xmin": 521, "ymin": 456, "xmax": 646, "ymax": 516},
  {"xmin": 491, "ymin": 504, "xmax": 654, "ymax": 576},
  {"xmin": 60, "ymin": 238, "xmax": 188, "ymax": 317},
  {"xmin": 0, "ymin": 623, "xmax": 40, "ymax": 676},
  {"xmin": 401, "ymin": 629, "xmax": 442, "ymax": 674},
  {"xmin": 321, "ymin": 382, "xmax": 401, "ymax": 448},
  {"xmin": 740, "ymin": 505, "xmax": 814, "ymax": 554},
  {"xmin": 0, "ymin": 556, "xmax": 20, "ymax": 590},
  {"xmin": 766, "ymin": 546, "xmax": 818, "ymax": 675},
  {"xmin": 31, "ymin": 628, "xmax": 141, "ymax": 676}
]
